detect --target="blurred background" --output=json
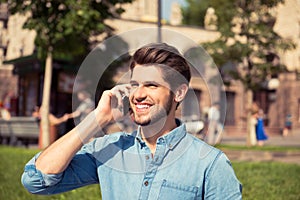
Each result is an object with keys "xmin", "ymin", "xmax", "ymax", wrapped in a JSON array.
[{"xmin": 1, "ymin": 0, "xmax": 299, "ymax": 141}]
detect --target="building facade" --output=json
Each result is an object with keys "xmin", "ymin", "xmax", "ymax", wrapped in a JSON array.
[{"xmin": 1, "ymin": 0, "xmax": 300, "ymax": 135}]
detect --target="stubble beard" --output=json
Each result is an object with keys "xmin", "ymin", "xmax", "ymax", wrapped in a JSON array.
[{"xmin": 133, "ymin": 93, "xmax": 174, "ymax": 126}]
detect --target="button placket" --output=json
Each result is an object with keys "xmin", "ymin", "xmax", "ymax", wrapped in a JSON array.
[{"xmin": 138, "ymin": 138, "xmax": 167, "ymax": 199}]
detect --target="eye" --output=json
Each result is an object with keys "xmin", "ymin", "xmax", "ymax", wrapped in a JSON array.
[
  {"xmin": 145, "ymin": 83, "xmax": 158, "ymax": 88},
  {"xmin": 130, "ymin": 82, "xmax": 139, "ymax": 88}
]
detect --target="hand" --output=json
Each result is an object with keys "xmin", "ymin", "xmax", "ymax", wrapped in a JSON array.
[
  {"xmin": 62, "ymin": 114, "xmax": 70, "ymax": 121},
  {"xmin": 94, "ymin": 84, "xmax": 131, "ymax": 125}
]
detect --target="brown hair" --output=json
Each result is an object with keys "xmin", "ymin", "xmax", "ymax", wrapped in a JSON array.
[{"xmin": 129, "ymin": 43, "xmax": 191, "ymax": 89}]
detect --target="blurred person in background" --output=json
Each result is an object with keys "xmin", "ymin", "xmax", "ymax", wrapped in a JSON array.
[
  {"xmin": 68, "ymin": 90, "xmax": 95, "ymax": 122},
  {"xmin": 255, "ymin": 109, "xmax": 268, "ymax": 146}
]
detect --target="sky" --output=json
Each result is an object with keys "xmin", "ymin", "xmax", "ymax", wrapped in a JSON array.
[{"xmin": 162, "ymin": 0, "xmax": 186, "ymax": 20}]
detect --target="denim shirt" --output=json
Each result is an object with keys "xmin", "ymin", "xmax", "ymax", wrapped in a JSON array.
[{"xmin": 22, "ymin": 123, "xmax": 242, "ymax": 199}]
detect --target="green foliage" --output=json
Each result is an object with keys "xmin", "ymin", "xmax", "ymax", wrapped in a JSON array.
[
  {"xmin": 181, "ymin": 0, "xmax": 209, "ymax": 27},
  {"xmin": 6, "ymin": 0, "xmax": 133, "ymax": 60},
  {"xmin": 183, "ymin": 0, "xmax": 296, "ymax": 91}
]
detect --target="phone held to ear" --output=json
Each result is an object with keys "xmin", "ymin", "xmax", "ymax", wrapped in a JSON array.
[{"xmin": 122, "ymin": 95, "xmax": 130, "ymax": 115}]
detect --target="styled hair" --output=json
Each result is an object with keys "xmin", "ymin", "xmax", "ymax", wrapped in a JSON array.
[{"xmin": 129, "ymin": 43, "xmax": 191, "ymax": 89}]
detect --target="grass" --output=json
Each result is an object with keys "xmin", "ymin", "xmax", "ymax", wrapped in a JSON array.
[
  {"xmin": 216, "ymin": 144, "xmax": 300, "ymax": 152},
  {"xmin": 0, "ymin": 145, "xmax": 300, "ymax": 200},
  {"xmin": 233, "ymin": 162, "xmax": 300, "ymax": 200},
  {"xmin": 0, "ymin": 146, "xmax": 101, "ymax": 200}
]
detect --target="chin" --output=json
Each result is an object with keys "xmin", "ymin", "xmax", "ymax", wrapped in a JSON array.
[{"xmin": 133, "ymin": 116, "xmax": 151, "ymax": 126}]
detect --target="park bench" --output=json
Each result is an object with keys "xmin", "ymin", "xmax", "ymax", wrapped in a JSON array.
[{"xmin": 0, "ymin": 117, "xmax": 40, "ymax": 147}]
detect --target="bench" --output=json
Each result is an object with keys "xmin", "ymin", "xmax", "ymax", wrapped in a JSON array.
[{"xmin": 0, "ymin": 117, "xmax": 40, "ymax": 147}]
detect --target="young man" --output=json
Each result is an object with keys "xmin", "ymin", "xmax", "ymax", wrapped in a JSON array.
[{"xmin": 22, "ymin": 43, "xmax": 242, "ymax": 199}]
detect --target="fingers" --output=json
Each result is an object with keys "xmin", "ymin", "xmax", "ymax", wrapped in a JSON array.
[{"xmin": 110, "ymin": 84, "xmax": 131, "ymax": 109}]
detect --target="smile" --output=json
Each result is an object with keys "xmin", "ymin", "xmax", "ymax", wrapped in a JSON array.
[{"xmin": 135, "ymin": 103, "xmax": 151, "ymax": 112}]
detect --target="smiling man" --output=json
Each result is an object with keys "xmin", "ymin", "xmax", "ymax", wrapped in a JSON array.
[{"xmin": 21, "ymin": 43, "xmax": 242, "ymax": 199}]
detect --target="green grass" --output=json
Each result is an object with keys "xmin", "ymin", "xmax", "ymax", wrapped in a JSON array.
[
  {"xmin": 216, "ymin": 144, "xmax": 300, "ymax": 152},
  {"xmin": 0, "ymin": 146, "xmax": 101, "ymax": 200},
  {"xmin": 1, "ymin": 145, "xmax": 300, "ymax": 200},
  {"xmin": 233, "ymin": 162, "xmax": 300, "ymax": 200}
]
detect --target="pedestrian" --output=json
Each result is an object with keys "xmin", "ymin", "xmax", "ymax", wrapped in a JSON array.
[
  {"xmin": 283, "ymin": 114, "xmax": 292, "ymax": 137},
  {"xmin": 68, "ymin": 90, "xmax": 95, "ymax": 122},
  {"xmin": 0, "ymin": 101, "xmax": 11, "ymax": 120},
  {"xmin": 21, "ymin": 43, "xmax": 242, "ymax": 199},
  {"xmin": 206, "ymin": 102, "xmax": 221, "ymax": 145},
  {"xmin": 249, "ymin": 110, "xmax": 258, "ymax": 146},
  {"xmin": 32, "ymin": 106, "xmax": 69, "ymax": 146},
  {"xmin": 255, "ymin": 109, "xmax": 268, "ymax": 146}
]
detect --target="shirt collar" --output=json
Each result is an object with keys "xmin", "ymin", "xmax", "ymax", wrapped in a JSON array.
[{"xmin": 134, "ymin": 119, "xmax": 186, "ymax": 150}]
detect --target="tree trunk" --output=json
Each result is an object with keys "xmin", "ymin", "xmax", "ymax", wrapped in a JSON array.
[
  {"xmin": 246, "ymin": 89, "xmax": 253, "ymax": 146},
  {"xmin": 40, "ymin": 50, "xmax": 53, "ymax": 149}
]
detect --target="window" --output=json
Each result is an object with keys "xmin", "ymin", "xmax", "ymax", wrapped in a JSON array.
[{"xmin": 182, "ymin": 89, "xmax": 201, "ymax": 121}]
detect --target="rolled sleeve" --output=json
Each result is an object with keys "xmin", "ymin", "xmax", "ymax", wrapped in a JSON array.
[
  {"xmin": 21, "ymin": 153, "xmax": 63, "ymax": 195},
  {"xmin": 21, "ymin": 145, "xmax": 99, "ymax": 195}
]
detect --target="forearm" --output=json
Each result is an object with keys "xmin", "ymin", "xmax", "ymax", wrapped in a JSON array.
[
  {"xmin": 36, "ymin": 111, "xmax": 108, "ymax": 174},
  {"xmin": 70, "ymin": 110, "xmax": 81, "ymax": 118}
]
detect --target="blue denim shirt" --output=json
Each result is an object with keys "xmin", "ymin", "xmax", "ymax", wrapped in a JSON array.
[{"xmin": 22, "ymin": 123, "xmax": 242, "ymax": 199}]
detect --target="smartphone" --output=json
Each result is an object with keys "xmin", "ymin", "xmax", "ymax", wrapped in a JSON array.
[{"xmin": 122, "ymin": 95, "xmax": 130, "ymax": 115}]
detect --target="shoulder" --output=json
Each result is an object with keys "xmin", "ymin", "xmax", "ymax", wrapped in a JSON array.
[
  {"xmin": 185, "ymin": 133, "xmax": 224, "ymax": 161},
  {"xmin": 185, "ymin": 136, "xmax": 235, "ymax": 175},
  {"xmin": 81, "ymin": 131, "xmax": 135, "ymax": 153}
]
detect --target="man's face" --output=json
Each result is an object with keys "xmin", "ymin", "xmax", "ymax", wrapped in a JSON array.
[{"xmin": 129, "ymin": 65, "xmax": 174, "ymax": 126}]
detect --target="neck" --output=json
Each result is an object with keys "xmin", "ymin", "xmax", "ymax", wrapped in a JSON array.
[{"xmin": 140, "ymin": 115, "xmax": 177, "ymax": 154}]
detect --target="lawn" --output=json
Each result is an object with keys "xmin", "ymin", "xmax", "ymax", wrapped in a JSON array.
[
  {"xmin": 216, "ymin": 144, "xmax": 300, "ymax": 152},
  {"xmin": 0, "ymin": 146, "xmax": 100, "ymax": 200},
  {"xmin": 0, "ymin": 145, "xmax": 299, "ymax": 200}
]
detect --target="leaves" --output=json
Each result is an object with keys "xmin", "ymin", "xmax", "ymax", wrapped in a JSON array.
[
  {"xmin": 184, "ymin": 0, "xmax": 296, "ymax": 91},
  {"xmin": 6, "ymin": 0, "xmax": 133, "ymax": 60}
]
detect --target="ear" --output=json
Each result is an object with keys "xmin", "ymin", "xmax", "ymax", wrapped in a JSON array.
[{"xmin": 174, "ymin": 84, "xmax": 189, "ymax": 103}]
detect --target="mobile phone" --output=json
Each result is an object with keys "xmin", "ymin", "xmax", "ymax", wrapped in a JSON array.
[{"xmin": 122, "ymin": 95, "xmax": 130, "ymax": 115}]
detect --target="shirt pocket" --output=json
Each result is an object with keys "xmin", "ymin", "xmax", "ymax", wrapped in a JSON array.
[{"xmin": 157, "ymin": 179, "xmax": 199, "ymax": 200}]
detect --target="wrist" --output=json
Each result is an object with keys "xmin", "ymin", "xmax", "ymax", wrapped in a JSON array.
[{"xmin": 75, "ymin": 111, "xmax": 108, "ymax": 143}]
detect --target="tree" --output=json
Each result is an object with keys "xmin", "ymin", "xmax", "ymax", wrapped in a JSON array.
[
  {"xmin": 181, "ymin": 0, "xmax": 209, "ymax": 27},
  {"xmin": 5, "ymin": 0, "xmax": 132, "ymax": 148},
  {"xmin": 183, "ymin": 0, "xmax": 295, "ymax": 145}
]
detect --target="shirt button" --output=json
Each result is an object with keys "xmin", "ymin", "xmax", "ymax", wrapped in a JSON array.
[
  {"xmin": 144, "ymin": 180, "xmax": 149, "ymax": 186},
  {"xmin": 145, "ymin": 155, "xmax": 150, "ymax": 160},
  {"xmin": 158, "ymin": 138, "xmax": 164, "ymax": 143}
]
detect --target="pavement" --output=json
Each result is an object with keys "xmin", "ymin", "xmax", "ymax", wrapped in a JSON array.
[{"xmin": 219, "ymin": 128, "xmax": 300, "ymax": 165}]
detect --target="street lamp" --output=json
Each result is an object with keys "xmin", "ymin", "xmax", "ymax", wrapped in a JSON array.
[{"xmin": 157, "ymin": 0, "xmax": 161, "ymax": 43}]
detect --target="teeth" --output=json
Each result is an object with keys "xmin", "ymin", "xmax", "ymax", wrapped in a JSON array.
[{"xmin": 136, "ymin": 104, "xmax": 150, "ymax": 109}]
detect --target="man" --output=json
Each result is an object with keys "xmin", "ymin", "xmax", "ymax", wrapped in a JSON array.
[
  {"xmin": 21, "ymin": 43, "xmax": 242, "ymax": 199},
  {"xmin": 69, "ymin": 90, "xmax": 95, "ymax": 122}
]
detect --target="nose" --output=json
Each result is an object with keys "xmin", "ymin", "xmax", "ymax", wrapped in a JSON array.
[{"xmin": 131, "ymin": 85, "xmax": 147, "ymax": 102}]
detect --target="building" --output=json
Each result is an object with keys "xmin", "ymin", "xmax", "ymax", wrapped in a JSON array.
[
  {"xmin": 107, "ymin": 0, "xmax": 300, "ymax": 134},
  {"xmin": 0, "ymin": 3, "xmax": 77, "ymax": 135},
  {"xmin": 1, "ymin": 0, "xmax": 299, "ymax": 136}
]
